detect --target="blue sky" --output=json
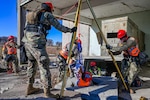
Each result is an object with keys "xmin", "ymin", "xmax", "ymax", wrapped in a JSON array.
[{"xmin": 0, "ymin": 0, "xmax": 62, "ymax": 43}]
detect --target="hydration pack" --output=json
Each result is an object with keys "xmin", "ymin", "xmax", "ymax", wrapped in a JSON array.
[
  {"xmin": 26, "ymin": 9, "xmax": 42, "ymax": 25},
  {"xmin": 128, "ymin": 46, "xmax": 140, "ymax": 57},
  {"xmin": 26, "ymin": 9, "xmax": 51, "ymax": 31}
]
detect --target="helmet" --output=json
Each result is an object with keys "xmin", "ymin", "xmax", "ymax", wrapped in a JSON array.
[
  {"xmin": 117, "ymin": 29, "xmax": 126, "ymax": 39},
  {"xmin": 90, "ymin": 61, "xmax": 96, "ymax": 67},
  {"xmin": 83, "ymin": 72, "xmax": 92, "ymax": 82},
  {"xmin": 8, "ymin": 35, "xmax": 14, "ymax": 41},
  {"xmin": 75, "ymin": 39, "xmax": 82, "ymax": 44},
  {"xmin": 74, "ymin": 38, "xmax": 81, "ymax": 44},
  {"xmin": 45, "ymin": 2, "xmax": 54, "ymax": 11}
]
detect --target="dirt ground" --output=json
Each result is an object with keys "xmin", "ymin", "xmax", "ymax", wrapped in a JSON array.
[{"xmin": 0, "ymin": 64, "xmax": 81, "ymax": 100}]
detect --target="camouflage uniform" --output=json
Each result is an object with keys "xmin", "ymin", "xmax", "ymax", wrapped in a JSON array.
[
  {"xmin": 57, "ymin": 42, "xmax": 79, "ymax": 81},
  {"xmin": 112, "ymin": 37, "xmax": 140, "ymax": 85},
  {"xmin": 22, "ymin": 11, "xmax": 72, "ymax": 88},
  {"xmin": 65, "ymin": 42, "xmax": 79, "ymax": 60}
]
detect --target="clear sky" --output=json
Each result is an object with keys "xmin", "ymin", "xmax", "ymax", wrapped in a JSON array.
[{"xmin": 0, "ymin": 0, "xmax": 62, "ymax": 43}]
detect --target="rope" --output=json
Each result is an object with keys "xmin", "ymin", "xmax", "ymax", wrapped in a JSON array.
[
  {"xmin": 58, "ymin": 2, "xmax": 78, "ymax": 19},
  {"xmin": 78, "ymin": 14, "xmax": 81, "ymax": 39},
  {"xmin": 58, "ymin": 2, "xmax": 82, "ymax": 40}
]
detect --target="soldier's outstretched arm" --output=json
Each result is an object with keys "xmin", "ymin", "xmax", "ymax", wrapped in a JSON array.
[{"xmin": 44, "ymin": 12, "xmax": 76, "ymax": 33}]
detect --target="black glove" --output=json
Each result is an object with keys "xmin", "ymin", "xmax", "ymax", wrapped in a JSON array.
[
  {"xmin": 71, "ymin": 27, "xmax": 77, "ymax": 33},
  {"xmin": 108, "ymin": 50, "xmax": 113, "ymax": 55},
  {"xmin": 71, "ymin": 51, "xmax": 75, "ymax": 57},
  {"xmin": 106, "ymin": 44, "xmax": 113, "ymax": 50}
]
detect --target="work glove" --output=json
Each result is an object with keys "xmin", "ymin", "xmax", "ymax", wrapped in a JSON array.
[
  {"xmin": 108, "ymin": 50, "xmax": 113, "ymax": 55},
  {"xmin": 71, "ymin": 27, "xmax": 77, "ymax": 33},
  {"xmin": 71, "ymin": 51, "xmax": 75, "ymax": 57},
  {"xmin": 106, "ymin": 44, "xmax": 113, "ymax": 50}
]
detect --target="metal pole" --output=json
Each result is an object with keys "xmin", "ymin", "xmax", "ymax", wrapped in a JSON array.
[
  {"xmin": 60, "ymin": 0, "xmax": 82, "ymax": 97},
  {"xmin": 86, "ymin": 0, "xmax": 128, "ymax": 91}
]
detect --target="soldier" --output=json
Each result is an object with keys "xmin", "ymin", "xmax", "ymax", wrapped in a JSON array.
[
  {"xmin": 2, "ymin": 35, "xmax": 19, "ymax": 74},
  {"xmin": 22, "ymin": 2, "xmax": 77, "ymax": 98},
  {"xmin": 106, "ymin": 29, "xmax": 141, "ymax": 94},
  {"xmin": 89, "ymin": 61, "xmax": 101, "ymax": 76},
  {"xmin": 57, "ymin": 38, "xmax": 82, "ymax": 80}
]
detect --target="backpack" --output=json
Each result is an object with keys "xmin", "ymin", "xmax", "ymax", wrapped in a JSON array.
[
  {"xmin": 26, "ymin": 8, "xmax": 42, "ymax": 25},
  {"xmin": 138, "ymin": 52, "xmax": 148, "ymax": 65},
  {"xmin": 26, "ymin": 9, "xmax": 51, "ymax": 33},
  {"xmin": 128, "ymin": 46, "xmax": 140, "ymax": 57}
]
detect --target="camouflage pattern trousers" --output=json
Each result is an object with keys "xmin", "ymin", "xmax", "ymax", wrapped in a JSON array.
[
  {"xmin": 24, "ymin": 43, "xmax": 51, "ymax": 88},
  {"xmin": 127, "ymin": 62, "xmax": 140, "ymax": 85},
  {"xmin": 10, "ymin": 54, "xmax": 19, "ymax": 73},
  {"xmin": 4, "ymin": 54, "xmax": 19, "ymax": 73}
]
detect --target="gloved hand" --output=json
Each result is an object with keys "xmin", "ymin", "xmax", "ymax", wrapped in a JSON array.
[
  {"xmin": 108, "ymin": 50, "xmax": 113, "ymax": 55},
  {"xmin": 71, "ymin": 51, "xmax": 75, "ymax": 57},
  {"xmin": 71, "ymin": 27, "xmax": 77, "ymax": 33},
  {"xmin": 106, "ymin": 44, "xmax": 113, "ymax": 50}
]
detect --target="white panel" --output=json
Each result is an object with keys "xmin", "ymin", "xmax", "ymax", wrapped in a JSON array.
[{"xmin": 89, "ymin": 28, "xmax": 101, "ymax": 56}]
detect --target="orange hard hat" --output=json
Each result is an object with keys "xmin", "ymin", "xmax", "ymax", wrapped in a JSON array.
[
  {"xmin": 8, "ymin": 35, "xmax": 14, "ymax": 41},
  {"xmin": 117, "ymin": 29, "xmax": 126, "ymax": 39},
  {"xmin": 59, "ymin": 50, "xmax": 68, "ymax": 59},
  {"xmin": 45, "ymin": 2, "xmax": 54, "ymax": 11}
]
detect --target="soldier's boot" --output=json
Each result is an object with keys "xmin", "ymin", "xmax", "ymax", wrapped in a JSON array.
[
  {"xmin": 26, "ymin": 83, "xmax": 40, "ymax": 95},
  {"xmin": 44, "ymin": 87, "xmax": 60, "ymax": 98},
  {"xmin": 129, "ymin": 88, "xmax": 136, "ymax": 94},
  {"xmin": 7, "ymin": 68, "xmax": 13, "ymax": 74}
]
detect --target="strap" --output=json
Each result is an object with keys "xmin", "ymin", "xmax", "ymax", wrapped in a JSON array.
[{"xmin": 58, "ymin": 2, "xmax": 78, "ymax": 19}]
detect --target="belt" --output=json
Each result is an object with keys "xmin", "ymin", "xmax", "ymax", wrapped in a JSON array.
[
  {"xmin": 26, "ymin": 28, "xmax": 38, "ymax": 32},
  {"xmin": 25, "ymin": 24, "xmax": 38, "ymax": 32}
]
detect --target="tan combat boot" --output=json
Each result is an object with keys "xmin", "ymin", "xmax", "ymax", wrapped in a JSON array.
[
  {"xmin": 129, "ymin": 88, "xmax": 136, "ymax": 94},
  {"xmin": 44, "ymin": 87, "xmax": 60, "ymax": 98},
  {"xmin": 140, "ymin": 96, "xmax": 148, "ymax": 100},
  {"xmin": 26, "ymin": 83, "xmax": 40, "ymax": 95}
]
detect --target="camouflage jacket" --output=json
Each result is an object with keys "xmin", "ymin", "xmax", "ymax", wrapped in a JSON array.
[{"xmin": 22, "ymin": 11, "xmax": 72, "ymax": 46}]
